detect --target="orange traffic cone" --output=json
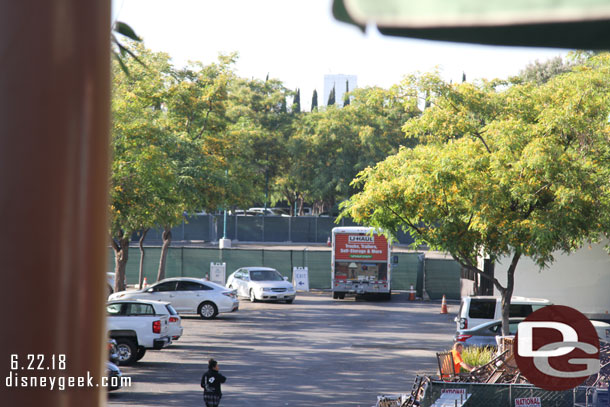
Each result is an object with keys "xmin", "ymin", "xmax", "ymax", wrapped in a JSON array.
[
  {"xmin": 409, "ymin": 285, "xmax": 416, "ymax": 301},
  {"xmin": 440, "ymin": 295, "xmax": 448, "ymax": 314},
  {"xmin": 143, "ymin": 277, "xmax": 148, "ymax": 288}
]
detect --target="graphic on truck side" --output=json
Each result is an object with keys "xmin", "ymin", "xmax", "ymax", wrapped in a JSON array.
[{"xmin": 331, "ymin": 227, "xmax": 391, "ymax": 300}]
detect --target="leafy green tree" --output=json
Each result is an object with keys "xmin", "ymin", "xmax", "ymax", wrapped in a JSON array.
[
  {"xmin": 512, "ymin": 55, "xmax": 576, "ymax": 84},
  {"xmin": 288, "ymin": 86, "xmax": 417, "ymax": 213},
  {"xmin": 112, "ymin": 45, "xmax": 236, "ymax": 285},
  {"xmin": 226, "ymin": 75, "xmax": 293, "ymax": 208},
  {"xmin": 311, "ymin": 89, "xmax": 318, "ymax": 111},
  {"xmin": 342, "ymin": 56, "xmax": 610, "ymax": 334},
  {"xmin": 110, "ymin": 44, "xmax": 176, "ymax": 290},
  {"xmin": 292, "ymin": 88, "xmax": 301, "ymax": 113},
  {"xmin": 343, "ymin": 80, "xmax": 350, "ymax": 106},
  {"xmin": 154, "ymin": 55, "xmax": 237, "ymax": 281},
  {"xmin": 111, "ymin": 21, "xmax": 142, "ymax": 74},
  {"xmin": 327, "ymin": 85, "xmax": 335, "ymax": 106}
]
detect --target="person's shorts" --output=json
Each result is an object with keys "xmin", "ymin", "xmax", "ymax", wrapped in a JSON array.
[{"xmin": 204, "ymin": 393, "xmax": 222, "ymax": 407}]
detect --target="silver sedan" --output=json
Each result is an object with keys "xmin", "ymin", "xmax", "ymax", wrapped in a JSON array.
[
  {"xmin": 226, "ymin": 267, "xmax": 296, "ymax": 303},
  {"xmin": 453, "ymin": 318, "xmax": 524, "ymax": 348}
]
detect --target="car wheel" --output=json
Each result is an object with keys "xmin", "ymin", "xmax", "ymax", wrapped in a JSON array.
[
  {"xmin": 198, "ymin": 301, "xmax": 218, "ymax": 319},
  {"xmin": 115, "ymin": 338, "xmax": 137, "ymax": 366},
  {"xmin": 135, "ymin": 346, "xmax": 146, "ymax": 361},
  {"xmin": 338, "ymin": 293, "xmax": 345, "ymax": 299},
  {"xmin": 332, "ymin": 292, "xmax": 338, "ymax": 299},
  {"xmin": 249, "ymin": 289, "xmax": 258, "ymax": 302}
]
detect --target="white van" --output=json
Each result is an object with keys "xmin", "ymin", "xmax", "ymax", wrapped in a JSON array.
[{"xmin": 455, "ymin": 296, "xmax": 552, "ymax": 330}]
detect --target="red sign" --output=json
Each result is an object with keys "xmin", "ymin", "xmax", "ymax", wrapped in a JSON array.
[
  {"xmin": 334, "ymin": 233, "xmax": 388, "ymax": 261},
  {"xmin": 515, "ymin": 398, "xmax": 541, "ymax": 407}
]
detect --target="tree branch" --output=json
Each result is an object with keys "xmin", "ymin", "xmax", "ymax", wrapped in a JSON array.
[
  {"xmin": 473, "ymin": 131, "xmax": 492, "ymax": 154},
  {"xmin": 110, "ymin": 235, "xmax": 120, "ymax": 252},
  {"xmin": 385, "ymin": 205, "xmax": 423, "ymax": 235}
]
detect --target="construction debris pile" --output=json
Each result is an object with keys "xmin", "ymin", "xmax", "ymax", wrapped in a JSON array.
[
  {"xmin": 375, "ymin": 340, "xmax": 610, "ymax": 407},
  {"xmin": 584, "ymin": 341, "xmax": 610, "ymax": 388},
  {"xmin": 450, "ymin": 340, "xmax": 610, "ymax": 387},
  {"xmin": 451, "ymin": 346, "xmax": 527, "ymax": 385}
]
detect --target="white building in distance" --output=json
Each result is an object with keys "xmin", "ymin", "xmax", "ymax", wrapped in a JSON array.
[{"xmin": 323, "ymin": 74, "xmax": 357, "ymax": 107}]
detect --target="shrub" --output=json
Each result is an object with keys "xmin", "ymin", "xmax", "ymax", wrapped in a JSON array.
[{"xmin": 461, "ymin": 346, "xmax": 494, "ymax": 370}]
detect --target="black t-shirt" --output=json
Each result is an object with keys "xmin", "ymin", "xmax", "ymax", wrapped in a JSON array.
[{"xmin": 201, "ymin": 369, "xmax": 227, "ymax": 395}]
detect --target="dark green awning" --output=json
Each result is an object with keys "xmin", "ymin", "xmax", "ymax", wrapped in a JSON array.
[{"xmin": 332, "ymin": 0, "xmax": 610, "ymax": 49}]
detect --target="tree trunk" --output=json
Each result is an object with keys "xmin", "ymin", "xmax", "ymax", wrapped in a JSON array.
[
  {"xmin": 138, "ymin": 229, "xmax": 149, "ymax": 289},
  {"xmin": 287, "ymin": 197, "xmax": 296, "ymax": 216},
  {"xmin": 157, "ymin": 226, "xmax": 172, "ymax": 282},
  {"xmin": 500, "ymin": 251, "xmax": 521, "ymax": 336},
  {"xmin": 111, "ymin": 234, "xmax": 130, "ymax": 292}
]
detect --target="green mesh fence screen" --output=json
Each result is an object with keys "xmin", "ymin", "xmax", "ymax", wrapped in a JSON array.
[
  {"xmin": 422, "ymin": 381, "xmax": 578, "ymax": 407},
  {"xmin": 262, "ymin": 250, "xmax": 294, "ymax": 278},
  {"xmin": 217, "ymin": 249, "xmax": 263, "ymax": 275},
  {"xmin": 263, "ymin": 217, "xmax": 290, "ymax": 242},
  {"xmin": 424, "ymin": 258, "xmax": 461, "ymax": 300},
  {"xmin": 109, "ymin": 247, "xmax": 459, "ymax": 294},
  {"xmin": 183, "ymin": 216, "xmax": 211, "ymax": 241},
  {"xmin": 315, "ymin": 217, "xmax": 336, "ymax": 243},
  {"xmin": 235, "ymin": 217, "xmax": 263, "ymax": 241},
  {"xmin": 182, "ymin": 247, "xmax": 222, "ymax": 278},
  {"xmin": 304, "ymin": 250, "xmax": 332, "ymax": 289},
  {"xmin": 290, "ymin": 217, "xmax": 316, "ymax": 242},
  {"xmin": 132, "ymin": 215, "xmax": 416, "ymax": 244},
  {"xmin": 391, "ymin": 253, "xmax": 423, "ymax": 291}
]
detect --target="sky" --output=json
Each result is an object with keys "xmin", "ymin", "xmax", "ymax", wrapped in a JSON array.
[{"xmin": 113, "ymin": 0, "xmax": 569, "ymax": 110}]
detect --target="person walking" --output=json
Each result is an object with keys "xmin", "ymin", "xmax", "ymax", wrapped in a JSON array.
[{"xmin": 201, "ymin": 359, "xmax": 226, "ymax": 407}]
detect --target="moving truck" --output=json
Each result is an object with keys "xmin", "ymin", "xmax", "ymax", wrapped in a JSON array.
[{"xmin": 331, "ymin": 227, "xmax": 391, "ymax": 300}]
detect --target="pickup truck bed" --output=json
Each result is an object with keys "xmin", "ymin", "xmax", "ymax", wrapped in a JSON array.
[{"xmin": 106, "ymin": 300, "xmax": 172, "ymax": 365}]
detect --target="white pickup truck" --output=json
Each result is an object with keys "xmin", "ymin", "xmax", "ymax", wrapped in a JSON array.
[{"xmin": 106, "ymin": 299, "xmax": 172, "ymax": 365}]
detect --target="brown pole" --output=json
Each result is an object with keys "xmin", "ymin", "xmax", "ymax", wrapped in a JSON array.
[{"xmin": 1, "ymin": 1, "xmax": 110, "ymax": 405}]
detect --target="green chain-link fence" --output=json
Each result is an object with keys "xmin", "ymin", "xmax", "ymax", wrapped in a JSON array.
[
  {"xmin": 132, "ymin": 215, "xmax": 416, "ymax": 244},
  {"xmin": 421, "ymin": 381, "xmax": 584, "ymax": 407}
]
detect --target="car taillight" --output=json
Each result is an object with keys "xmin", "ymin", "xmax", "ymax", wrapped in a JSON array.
[
  {"xmin": 459, "ymin": 318, "xmax": 467, "ymax": 329},
  {"xmin": 153, "ymin": 320, "xmax": 161, "ymax": 334},
  {"xmin": 455, "ymin": 334, "xmax": 472, "ymax": 342},
  {"xmin": 169, "ymin": 317, "xmax": 179, "ymax": 323},
  {"xmin": 222, "ymin": 291, "xmax": 236, "ymax": 299}
]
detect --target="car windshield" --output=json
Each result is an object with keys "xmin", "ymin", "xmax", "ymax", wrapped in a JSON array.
[{"xmin": 249, "ymin": 270, "xmax": 283, "ymax": 281}]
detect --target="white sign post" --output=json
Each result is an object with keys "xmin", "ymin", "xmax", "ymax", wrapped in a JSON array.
[
  {"xmin": 209, "ymin": 262, "xmax": 226, "ymax": 285},
  {"xmin": 293, "ymin": 267, "xmax": 309, "ymax": 292}
]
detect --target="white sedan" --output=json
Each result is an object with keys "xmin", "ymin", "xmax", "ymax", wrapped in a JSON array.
[
  {"xmin": 226, "ymin": 267, "xmax": 296, "ymax": 303},
  {"xmin": 109, "ymin": 277, "xmax": 239, "ymax": 319}
]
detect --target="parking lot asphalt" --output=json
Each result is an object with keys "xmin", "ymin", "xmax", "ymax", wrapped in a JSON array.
[{"xmin": 108, "ymin": 291, "xmax": 458, "ymax": 407}]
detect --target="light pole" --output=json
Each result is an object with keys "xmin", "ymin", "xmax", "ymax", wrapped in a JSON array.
[{"xmin": 219, "ymin": 169, "xmax": 231, "ymax": 248}]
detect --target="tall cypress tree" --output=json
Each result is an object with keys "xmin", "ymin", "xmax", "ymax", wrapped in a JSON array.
[
  {"xmin": 292, "ymin": 88, "xmax": 301, "ymax": 113},
  {"xmin": 343, "ymin": 80, "xmax": 350, "ymax": 106},
  {"xmin": 311, "ymin": 89, "xmax": 318, "ymax": 111},
  {"xmin": 327, "ymin": 85, "xmax": 335, "ymax": 106}
]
